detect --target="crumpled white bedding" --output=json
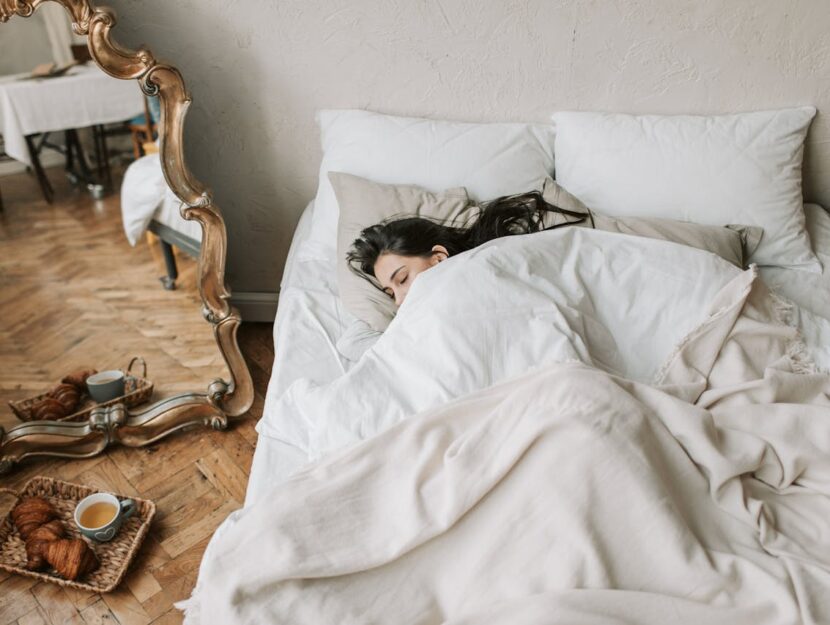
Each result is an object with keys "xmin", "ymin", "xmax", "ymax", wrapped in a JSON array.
[
  {"xmin": 248, "ymin": 203, "xmax": 830, "ymax": 505},
  {"xmin": 183, "ymin": 267, "xmax": 830, "ymax": 625},
  {"xmin": 760, "ymin": 204, "xmax": 830, "ymax": 357},
  {"xmin": 120, "ymin": 152, "xmax": 202, "ymax": 245},
  {"xmin": 258, "ymin": 226, "xmax": 744, "ymax": 459}
]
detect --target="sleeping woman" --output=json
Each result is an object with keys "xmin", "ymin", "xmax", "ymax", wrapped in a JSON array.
[{"xmin": 347, "ymin": 191, "xmax": 592, "ymax": 306}]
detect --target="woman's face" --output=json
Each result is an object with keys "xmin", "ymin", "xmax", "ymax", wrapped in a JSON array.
[{"xmin": 374, "ymin": 245, "xmax": 448, "ymax": 306}]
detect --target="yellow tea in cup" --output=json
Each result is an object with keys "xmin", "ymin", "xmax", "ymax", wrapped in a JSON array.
[{"xmin": 79, "ymin": 501, "xmax": 117, "ymax": 528}]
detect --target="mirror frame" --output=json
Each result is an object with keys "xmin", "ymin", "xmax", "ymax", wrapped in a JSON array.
[{"xmin": 0, "ymin": 0, "xmax": 254, "ymax": 474}]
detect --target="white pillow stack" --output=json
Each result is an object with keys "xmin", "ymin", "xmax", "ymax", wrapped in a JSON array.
[
  {"xmin": 308, "ymin": 109, "xmax": 556, "ymax": 252},
  {"xmin": 551, "ymin": 107, "xmax": 818, "ymax": 271}
]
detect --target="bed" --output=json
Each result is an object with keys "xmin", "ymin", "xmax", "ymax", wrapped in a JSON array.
[
  {"xmin": 181, "ymin": 108, "xmax": 830, "ymax": 624},
  {"xmin": 120, "ymin": 152, "xmax": 202, "ymax": 288}
]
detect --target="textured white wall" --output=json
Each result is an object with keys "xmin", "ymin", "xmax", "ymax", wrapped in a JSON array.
[
  {"xmin": 0, "ymin": 12, "xmax": 52, "ymax": 75},
  {"xmin": 100, "ymin": 0, "xmax": 830, "ymax": 295}
]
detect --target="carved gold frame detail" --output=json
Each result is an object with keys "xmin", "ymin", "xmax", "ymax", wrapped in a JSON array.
[{"xmin": 0, "ymin": 0, "xmax": 253, "ymax": 474}]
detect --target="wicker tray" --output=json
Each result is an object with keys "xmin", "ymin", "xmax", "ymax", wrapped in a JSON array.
[
  {"xmin": 9, "ymin": 357, "xmax": 153, "ymax": 423},
  {"xmin": 0, "ymin": 476, "xmax": 156, "ymax": 593}
]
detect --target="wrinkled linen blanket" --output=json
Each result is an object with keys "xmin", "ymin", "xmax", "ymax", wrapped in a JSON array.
[
  {"xmin": 183, "ymin": 268, "xmax": 830, "ymax": 624},
  {"xmin": 258, "ymin": 228, "xmax": 744, "ymax": 459}
]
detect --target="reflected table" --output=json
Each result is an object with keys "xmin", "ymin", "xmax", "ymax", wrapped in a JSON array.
[{"xmin": 0, "ymin": 63, "xmax": 144, "ymax": 203}]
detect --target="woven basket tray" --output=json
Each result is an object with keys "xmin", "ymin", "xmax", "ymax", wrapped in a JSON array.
[
  {"xmin": 0, "ymin": 476, "xmax": 156, "ymax": 593},
  {"xmin": 9, "ymin": 357, "xmax": 153, "ymax": 423}
]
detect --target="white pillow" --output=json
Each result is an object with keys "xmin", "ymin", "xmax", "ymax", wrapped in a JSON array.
[
  {"xmin": 552, "ymin": 108, "xmax": 818, "ymax": 271},
  {"xmin": 309, "ymin": 109, "xmax": 556, "ymax": 250}
]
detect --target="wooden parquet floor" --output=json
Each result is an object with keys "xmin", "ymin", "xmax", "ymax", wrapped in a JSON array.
[{"xmin": 0, "ymin": 167, "xmax": 275, "ymax": 624}]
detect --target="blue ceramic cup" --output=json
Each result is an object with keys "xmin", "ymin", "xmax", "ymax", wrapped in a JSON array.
[
  {"xmin": 73, "ymin": 493, "xmax": 136, "ymax": 542},
  {"xmin": 86, "ymin": 370, "xmax": 125, "ymax": 403}
]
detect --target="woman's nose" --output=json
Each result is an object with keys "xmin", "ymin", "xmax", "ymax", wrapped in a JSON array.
[{"xmin": 395, "ymin": 289, "xmax": 406, "ymax": 307}]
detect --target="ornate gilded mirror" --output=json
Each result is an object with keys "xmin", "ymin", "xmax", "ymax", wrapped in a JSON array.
[{"xmin": 0, "ymin": 0, "xmax": 253, "ymax": 474}]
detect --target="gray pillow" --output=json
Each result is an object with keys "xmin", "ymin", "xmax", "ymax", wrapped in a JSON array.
[
  {"xmin": 332, "ymin": 171, "xmax": 474, "ymax": 332},
  {"xmin": 540, "ymin": 177, "xmax": 762, "ymax": 268}
]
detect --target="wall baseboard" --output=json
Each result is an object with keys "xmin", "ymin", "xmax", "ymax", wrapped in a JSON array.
[{"xmin": 230, "ymin": 291, "xmax": 279, "ymax": 323}]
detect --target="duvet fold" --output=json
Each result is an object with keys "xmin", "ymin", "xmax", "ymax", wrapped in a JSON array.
[
  {"xmin": 259, "ymin": 227, "xmax": 745, "ymax": 458},
  {"xmin": 183, "ymin": 268, "xmax": 830, "ymax": 625}
]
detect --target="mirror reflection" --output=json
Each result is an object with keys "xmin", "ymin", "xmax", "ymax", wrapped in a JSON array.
[{"xmin": 0, "ymin": 6, "xmax": 227, "ymax": 436}]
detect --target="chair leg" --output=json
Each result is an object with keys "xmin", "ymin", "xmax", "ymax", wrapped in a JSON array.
[
  {"xmin": 159, "ymin": 238, "xmax": 178, "ymax": 290},
  {"xmin": 24, "ymin": 134, "xmax": 53, "ymax": 204},
  {"xmin": 131, "ymin": 128, "xmax": 143, "ymax": 160}
]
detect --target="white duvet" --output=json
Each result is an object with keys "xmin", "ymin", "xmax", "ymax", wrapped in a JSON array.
[
  {"xmin": 258, "ymin": 227, "xmax": 743, "ymax": 459},
  {"xmin": 184, "ymin": 267, "xmax": 830, "ymax": 625}
]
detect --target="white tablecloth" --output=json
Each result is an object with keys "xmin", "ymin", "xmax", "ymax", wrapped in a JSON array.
[{"xmin": 0, "ymin": 63, "xmax": 144, "ymax": 166}]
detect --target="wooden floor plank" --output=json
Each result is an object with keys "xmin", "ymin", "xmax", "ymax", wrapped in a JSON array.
[
  {"xmin": 148, "ymin": 536, "xmax": 211, "ymax": 605},
  {"xmin": 148, "ymin": 611, "xmax": 182, "ymax": 625},
  {"xmin": 159, "ymin": 498, "xmax": 239, "ymax": 559},
  {"xmin": 100, "ymin": 587, "xmax": 152, "ymax": 625},
  {"xmin": 195, "ymin": 447, "xmax": 249, "ymax": 503},
  {"xmin": 0, "ymin": 576, "xmax": 39, "ymax": 624},
  {"xmin": 78, "ymin": 600, "xmax": 117, "ymax": 625},
  {"xmin": 0, "ymin": 165, "xmax": 275, "ymax": 624},
  {"xmin": 15, "ymin": 607, "xmax": 48, "ymax": 625},
  {"xmin": 30, "ymin": 584, "xmax": 83, "ymax": 625}
]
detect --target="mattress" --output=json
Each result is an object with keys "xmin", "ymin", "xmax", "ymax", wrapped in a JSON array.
[{"xmin": 244, "ymin": 202, "xmax": 830, "ymax": 505}]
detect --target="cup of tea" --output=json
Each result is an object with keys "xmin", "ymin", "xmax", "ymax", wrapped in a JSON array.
[
  {"xmin": 74, "ymin": 493, "xmax": 136, "ymax": 542},
  {"xmin": 86, "ymin": 370, "xmax": 125, "ymax": 403}
]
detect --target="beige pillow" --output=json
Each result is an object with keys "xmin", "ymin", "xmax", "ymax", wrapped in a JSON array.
[
  {"xmin": 333, "ymin": 172, "xmax": 763, "ymax": 334},
  {"xmin": 332, "ymin": 172, "xmax": 474, "ymax": 332},
  {"xmin": 539, "ymin": 177, "xmax": 762, "ymax": 268}
]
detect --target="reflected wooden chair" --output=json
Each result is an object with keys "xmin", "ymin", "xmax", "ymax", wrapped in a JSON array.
[
  {"xmin": 90, "ymin": 94, "xmax": 159, "ymax": 186},
  {"xmin": 127, "ymin": 95, "xmax": 158, "ymax": 159}
]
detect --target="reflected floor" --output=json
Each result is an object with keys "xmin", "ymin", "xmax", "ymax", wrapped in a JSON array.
[
  {"xmin": 0, "ymin": 164, "xmax": 229, "ymax": 434},
  {"xmin": 0, "ymin": 164, "xmax": 268, "ymax": 624}
]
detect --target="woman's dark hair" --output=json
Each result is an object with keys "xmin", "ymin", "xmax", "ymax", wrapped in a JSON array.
[{"xmin": 347, "ymin": 190, "xmax": 593, "ymax": 287}]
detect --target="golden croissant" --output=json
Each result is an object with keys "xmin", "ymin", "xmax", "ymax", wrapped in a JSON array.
[
  {"xmin": 61, "ymin": 368, "xmax": 97, "ymax": 391},
  {"xmin": 41, "ymin": 538, "xmax": 99, "ymax": 580},
  {"xmin": 11, "ymin": 497, "xmax": 98, "ymax": 581},
  {"xmin": 48, "ymin": 383, "xmax": 81, "ymax": 413},
  {"xmin": 30, "ymin": 398, "xmax": 67, "ymax": 421},
  {"xmin": 24, "ymin": 519, "xmax": 64, "ymax": 570},
  {"xmin": 11, "ymin": 497, "xmax": 56, "ymax": 539}
]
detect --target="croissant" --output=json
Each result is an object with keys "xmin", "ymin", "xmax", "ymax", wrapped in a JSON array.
[
  {"xmin": 61, "ymin": 368, "xmax": 97, "ymax": 391},
  {"xmin": 48, "ymin": 383, "xmax": 81, "ymax": 413},
  {"xmin": 41, "ymin": 538, "xmax": 98, "ymax": 580},
  {"xmin": 11, "ymin": 497, "xmax": 98, "ymax": 581},
  {"xmin": 30, "ymin": 397, "xmax": 67, "ymax": 420},
  {"xmin": 11, "ymin": 497, "xmax": 57, "ymax": 539},
  {"xmin": 24, "ymin": 519, "xmax": 64, "ymax": 570}
]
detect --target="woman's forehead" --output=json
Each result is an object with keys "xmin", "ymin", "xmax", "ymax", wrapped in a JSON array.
[{"xmin": 374, "ymin": 253, "xmax": 403, "ymax": 282}]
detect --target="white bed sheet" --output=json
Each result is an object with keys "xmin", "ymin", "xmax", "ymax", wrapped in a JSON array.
[
  {"xmin": 244, "ymin": 201, "xmax": 830, "ymax": 505},
  {"xmin": 760, "ymin": 204, "xmax": 830, "ymax": 364},
  {"xmin": 120, "ymin": 152, "xmax": 202, "ymax": 245},
  {"xmin": 245, "ymin": 202, "xmax": 351, "ymax": 503},
  {"xmin": 153, "ymin": 190, "xmax": 202, "ymax": 242}
]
